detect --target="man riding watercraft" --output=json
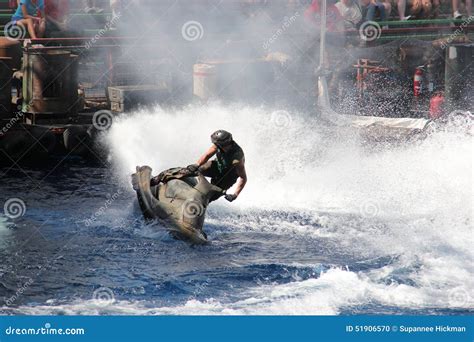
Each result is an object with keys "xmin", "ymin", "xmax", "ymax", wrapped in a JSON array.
[
  {"xmin": 133, "ymin": 130, "xmax": 247, "ymax": 243},
  {"xmin": 187, "ymin": 130, "xmax": 247, "ymax": 203},
  {"xmin": 151, "ymin": 130, "xmax": 247, "ymax": 203}
]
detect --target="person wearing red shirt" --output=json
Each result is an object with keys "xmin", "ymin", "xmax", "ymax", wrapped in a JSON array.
[
  {"xmin": 304, "ymin": 0, "xmax": 344, "ymax": 32},
  {"xmin": 43, "ymin": 0, "xmax": 69, "ymax": 35}
]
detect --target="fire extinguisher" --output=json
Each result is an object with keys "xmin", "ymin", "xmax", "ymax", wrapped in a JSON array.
[
  {"xmin": 414, "ymin": 66, "xmax": 424, "ymax": 97},
  {"xmin": 429, "ymin": 91, "xmax": 445, "ymax": 119}
]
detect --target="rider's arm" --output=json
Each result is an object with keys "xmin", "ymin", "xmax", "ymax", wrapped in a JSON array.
[
  {"xmin": 233, "ymin": 159, "xmax": 247, "ymax": 197},
  {"xmin": 196, "ymin": 145, "xmax": 217, "ymax": 166}
]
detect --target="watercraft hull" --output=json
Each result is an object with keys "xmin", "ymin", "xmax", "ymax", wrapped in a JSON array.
[{"xmin": 132, "ymin": 165, "xmax": 222, "ymax": 244}]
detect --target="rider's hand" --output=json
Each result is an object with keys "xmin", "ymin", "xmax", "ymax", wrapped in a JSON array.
[
  {"xmin": 225, "ymin": 194, "xmax": 237, "ymax": 202},
  {"xmin": 187, "ymin": 164, "xmax": 199, "ymax": 173}
]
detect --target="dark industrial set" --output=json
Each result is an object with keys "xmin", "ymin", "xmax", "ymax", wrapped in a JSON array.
[{"xmin": 0, "ymin": 0, "xmax": 472, "ymax": 166}]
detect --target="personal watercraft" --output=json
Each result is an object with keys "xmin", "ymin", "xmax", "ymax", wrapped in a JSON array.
[{"xmin": 131, "ymin": 166, "xmax": 223, "ymax": 244}]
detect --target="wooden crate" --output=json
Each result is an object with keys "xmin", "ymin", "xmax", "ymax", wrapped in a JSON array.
[{"xmin": 108, "ymin": 84, "xmax": 170, "ymax": 108}]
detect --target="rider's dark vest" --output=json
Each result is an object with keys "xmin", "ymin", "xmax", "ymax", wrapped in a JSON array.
[{"xmin": 215, "ymin": 142, "xmax": 244, "ymax": 177}]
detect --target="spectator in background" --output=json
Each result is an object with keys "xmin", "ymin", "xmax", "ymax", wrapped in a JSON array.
[
  {"xmin": 11, "ymin": 0, "xmax": 45, "ymax": 39},
  {"xmin": 9, "ymin": 0, "xmax": 20, "ymax": 9},
  {"xmin": 431, "ymin": 0, "xmax": 441, "ymax": 18},
  {"xmin": 397, "ymin": 0, "xmax": 412, "ymax": 20},
  {"xmin": 305, "ymin": 0, "xmax": 345, "ymax": 32},
  {"xmin": 240, "ymin": 0, "xmax": 268, "ymax": 17},
  {"xmin": 334, "ymin": 0, "xmax": 362, "ymax": 29},
  {"xmin": 398, "ymin": 0, "xmax": 438, "ymax": 19},
  {"xmin": 452, "ymin": 0, "xmax": 472, "ymax": 18},
  {"xmin": 83, "ymin": 0, "xmax": 104, "ymax": 14},
  {"xmin": 411, "ymin": 0, "xmax": 433, "ymax": 18},
  {"xmin": 360, "ymin": 0, "xmax": 391, "ymax": 23},
  {"xmin": 44, "ymin": 0, "xmax": 69, "ymax": 36},
  {"xmin": 110, "ymin": 0, "xmax": 121, "ymax": 17},
  {"xmin": 84, "ymin": 0, "xmax": 123, "ymax": 17}
]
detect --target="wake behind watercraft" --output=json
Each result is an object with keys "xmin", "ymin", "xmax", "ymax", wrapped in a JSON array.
[{"xmin": 131, "ymin": 166, "xmax": 224, "ymax": 244}]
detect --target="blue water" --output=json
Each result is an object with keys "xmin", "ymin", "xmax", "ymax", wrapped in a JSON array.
[
  {"xmin": 0, "ymin": 106, "xmax": 473, "ymax": 315},
  {"xmin": 0, "ymin": 161, "xmax": 471, "ymax": 315}
]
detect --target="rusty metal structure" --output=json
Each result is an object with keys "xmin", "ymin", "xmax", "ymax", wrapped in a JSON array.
[
  {"xmin": 444, "ymin": 43, "xmax": 474, "ymax": 110},
  {"xmin": 22, "ymin": 49, "xmax": 79, "ymax": 116}
]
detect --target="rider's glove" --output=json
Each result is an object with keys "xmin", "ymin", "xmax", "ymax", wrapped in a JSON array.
[
  {"xmin": 187, "ymin": 164, "xmax": 199, "ymax": 173},
  {"xmin": 225, "ymin": 194, "xmax": 237, "ymax": 202}
]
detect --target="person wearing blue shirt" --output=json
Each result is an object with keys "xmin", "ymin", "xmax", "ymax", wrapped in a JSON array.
[{"xmin": 11, "ymin": 0, "xmax": 45, "ymax": 39}]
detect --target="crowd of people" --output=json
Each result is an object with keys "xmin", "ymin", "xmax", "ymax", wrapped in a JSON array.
[
  {"xmin": 7, "ymin": 0, "xmax": 473, "ymax": 41},
  {"xmin": 304, "ymin": 0, "xmax": 472, "ymax": 33},
  {"xmin": 9, "ymin": 0, "xmax": 124, "ymax": 40},
  {"xmin": 83, "ymin": 0, "xmax": 122, "ymax": 17}
]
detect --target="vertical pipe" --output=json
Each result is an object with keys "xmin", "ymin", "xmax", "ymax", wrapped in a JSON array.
[
  {"xmin": 318, "ymin": 0, "xmax": 331, "ymax": 111},
  {"xmin": 317, "ymin": 0, "xmax": 349, "ymax": 125},
  {"xmin": 319, "ymin": 0, "xmax": 327, "ymax": 68}
]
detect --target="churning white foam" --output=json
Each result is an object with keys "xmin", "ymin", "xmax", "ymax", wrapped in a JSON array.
[
  {"xmin": 105, "ymin": 103, "xmax": 472, "ymax": 216},
  {"xmin": 3, "ymin": 265, "xmax": 471, "ymax": 315}
]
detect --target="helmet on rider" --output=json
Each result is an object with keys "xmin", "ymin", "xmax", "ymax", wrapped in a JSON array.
[{"xmin": 211, "ymin": 130, "xmax": 233, "ymax": 147}]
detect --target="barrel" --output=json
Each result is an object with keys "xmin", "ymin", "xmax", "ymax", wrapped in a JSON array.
[
  {"xmin": 193, "ymin": 64, "xmax": 217, "ymax": 101},
  {"xmin": 22, "ymin": 49, "xmax": 79, "ymax": 115},
  {"xmin": 0, "ymin": 37, "xmax": 21, "ymax": 70},
  {"xmin": 445, "ymin": 44, "xmax": 474, "ymax": 109}
]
